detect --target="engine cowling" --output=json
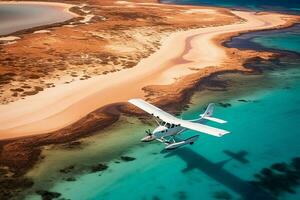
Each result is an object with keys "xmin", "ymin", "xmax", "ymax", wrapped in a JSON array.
[{"xmin": 141, "ymin": 135, "xmax": 156, "ymax": 142}]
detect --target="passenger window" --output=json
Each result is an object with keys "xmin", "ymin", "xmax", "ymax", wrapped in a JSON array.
[{"xmin": 171, "ymin": 124, "xmax": 175, "ymax": 128}]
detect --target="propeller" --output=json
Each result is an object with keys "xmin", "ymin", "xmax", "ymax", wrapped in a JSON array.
[{"xmin": 145, "ymin": 129, "xmax": 152, "ymax": 136}]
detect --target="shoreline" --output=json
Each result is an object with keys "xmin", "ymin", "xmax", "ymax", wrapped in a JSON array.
[{"xmin": 0, "ymin": 10, "xmax": 298, "ymax": 139}]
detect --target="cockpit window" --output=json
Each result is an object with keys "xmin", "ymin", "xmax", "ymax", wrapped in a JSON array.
[{"xmin": 171, "ymin": 124, "xmax": 175, "ymax": 128}]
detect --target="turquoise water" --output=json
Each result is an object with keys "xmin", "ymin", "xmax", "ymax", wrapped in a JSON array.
[
  {"xmin": 24, "ymin": 29, "xmax": 300, "ymax": 200},
  {"xmin": 72, "ymin": 69, "xmax": 300, "ymax": 200},
  {"xmin": 225, "ymin": 25, "xmax": 300, "ymax": 55},
  {"xmin": 160, "ymin": 0, "xmax": 300, "ymax": 14},
  {"xmin": 253, "ymin": 35, "xmax": 300, "ymax": 54}
]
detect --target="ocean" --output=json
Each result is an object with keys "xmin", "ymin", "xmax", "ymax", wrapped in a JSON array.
[
  {"xmin": 160, "ymin": 0, "xmax": 300, "ymax": 14},
  {"xmin": 23, "ymin": 1, "xmax": 300, "ymax": 200}
]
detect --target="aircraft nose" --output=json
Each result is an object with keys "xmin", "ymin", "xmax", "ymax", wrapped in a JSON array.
[{"xmin": 141, "ymin": 135, "xmax": 156, "ymax": 142}]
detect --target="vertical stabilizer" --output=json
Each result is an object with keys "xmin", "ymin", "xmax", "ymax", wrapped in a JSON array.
[
  {"xmin": 199, "ymin": 103, "xmax": 227, "ymax": 124},
  {"xmin": 202, "ymin": 103, "xmax": 214, "ymax": 117}
]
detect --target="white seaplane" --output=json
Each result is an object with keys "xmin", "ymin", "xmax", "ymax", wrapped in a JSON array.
[{"xmin": 129, "ymin": 98, "xmax": 230, "ymax": 150}]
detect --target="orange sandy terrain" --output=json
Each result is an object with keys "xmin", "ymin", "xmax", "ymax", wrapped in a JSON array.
[{"xmin": 0, "ymin": 0, "xmax": 237, "ymax": 104}]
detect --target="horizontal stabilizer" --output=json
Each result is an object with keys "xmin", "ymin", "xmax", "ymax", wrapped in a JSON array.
[{"xmin": 200, "ymin": 115, "xmax": 227, "ymax": 124}]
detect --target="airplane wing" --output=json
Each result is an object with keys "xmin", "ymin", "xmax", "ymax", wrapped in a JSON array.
[
  {"xmin": 128, "ymin": 98, "xmax": 180, "ymax": 124},
  {"xmin": 128, "ymin": 98, "xmax": 229, "ymax": 137},
  {"xmin": 179, "ymin": 120, "xmax": 229, "ymax": 137}
]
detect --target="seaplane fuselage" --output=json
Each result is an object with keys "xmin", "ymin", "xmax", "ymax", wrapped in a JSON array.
[
  {"xmin": 128, "ymin": 98, "xmax": 229, "ymax": 150},
  {"xmin": 141, "ymin": 124, "xmax": 186, "ymax": 142}
]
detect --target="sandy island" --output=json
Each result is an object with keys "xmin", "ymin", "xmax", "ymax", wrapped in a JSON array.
[{"xmin": 0, "ymin": 9, "xmax": 298, "ymax": 139}]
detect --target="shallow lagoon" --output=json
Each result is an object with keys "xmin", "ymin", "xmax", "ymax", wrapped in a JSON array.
[{"xmin": 0, "ymin": 3, "xmax": 74, "ymax": 36}]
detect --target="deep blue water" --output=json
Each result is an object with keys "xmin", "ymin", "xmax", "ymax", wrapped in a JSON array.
[{"xmin": 160, "ymin": 0, "xmax": 300, "ymax": 14}]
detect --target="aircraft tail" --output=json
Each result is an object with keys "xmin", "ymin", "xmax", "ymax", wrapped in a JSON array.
[
  {"xmin": 200, "ymin": 103, "xmax": 227, "ymax": 124},
  {"xmin": 203, "ymin": 103, "xmax": 214, "ymax": 117}
]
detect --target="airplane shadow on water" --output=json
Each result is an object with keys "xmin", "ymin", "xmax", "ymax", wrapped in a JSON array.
[{"xmin": 162, "ymin": 147, "xmax": 277, "ymax": 200}]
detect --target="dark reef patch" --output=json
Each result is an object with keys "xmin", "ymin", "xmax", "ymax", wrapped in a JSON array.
[
  {"xmin": 213, "ymin": 190, "xmax": 232, "ymax": 200},
  {"xmin": 174, "ymin": 191, "xmax": 187, "ymax": 200},
  {"xmin": 64, "ymin": 177, "xmax": 76, "ymax": 182},
  {"xmin": 120, "ymin": 156, "xmax": 136, "ymax": 162},
  {"xmin": 271, "ymin": 162, "xmax": 289, "ymax": 173},
  {"xmin": 181, "ymin": 104, "xmax": 190, "ymax": 111},
  {"xmin": 200, "ymin": 78, "xmax": 229, "ymax": 91},
  {"xmin": 90, "ymin": 163, "xmax": 108, "ymax": 173},
  {"xmin": 251, "ymin": 157, "xmax": 300, "ymax": 197},
  {"xmin": 59, "ymin": 165, "xmax": 75, "ymax": 174},
  {"xmin": 218, "ymin": 102, "xmax": 232, "ymax": 108},
  {"xmin": 35, "ymin": 190, "xmax": 61, "ymax": 200},
  {"xmin": 238, "ymin": 99, "xmax": 248, "ymax": 102},
  {"xmin": 237, "ymin": 99, "xmax": 259, "ymax": 103},
  {"xmin": 0, "ymin": 175, "xmax": 34, "ymax": 200},
  {"xmin": 152, "ymin": 195, "xmax": 161, "ymax": 200}
]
